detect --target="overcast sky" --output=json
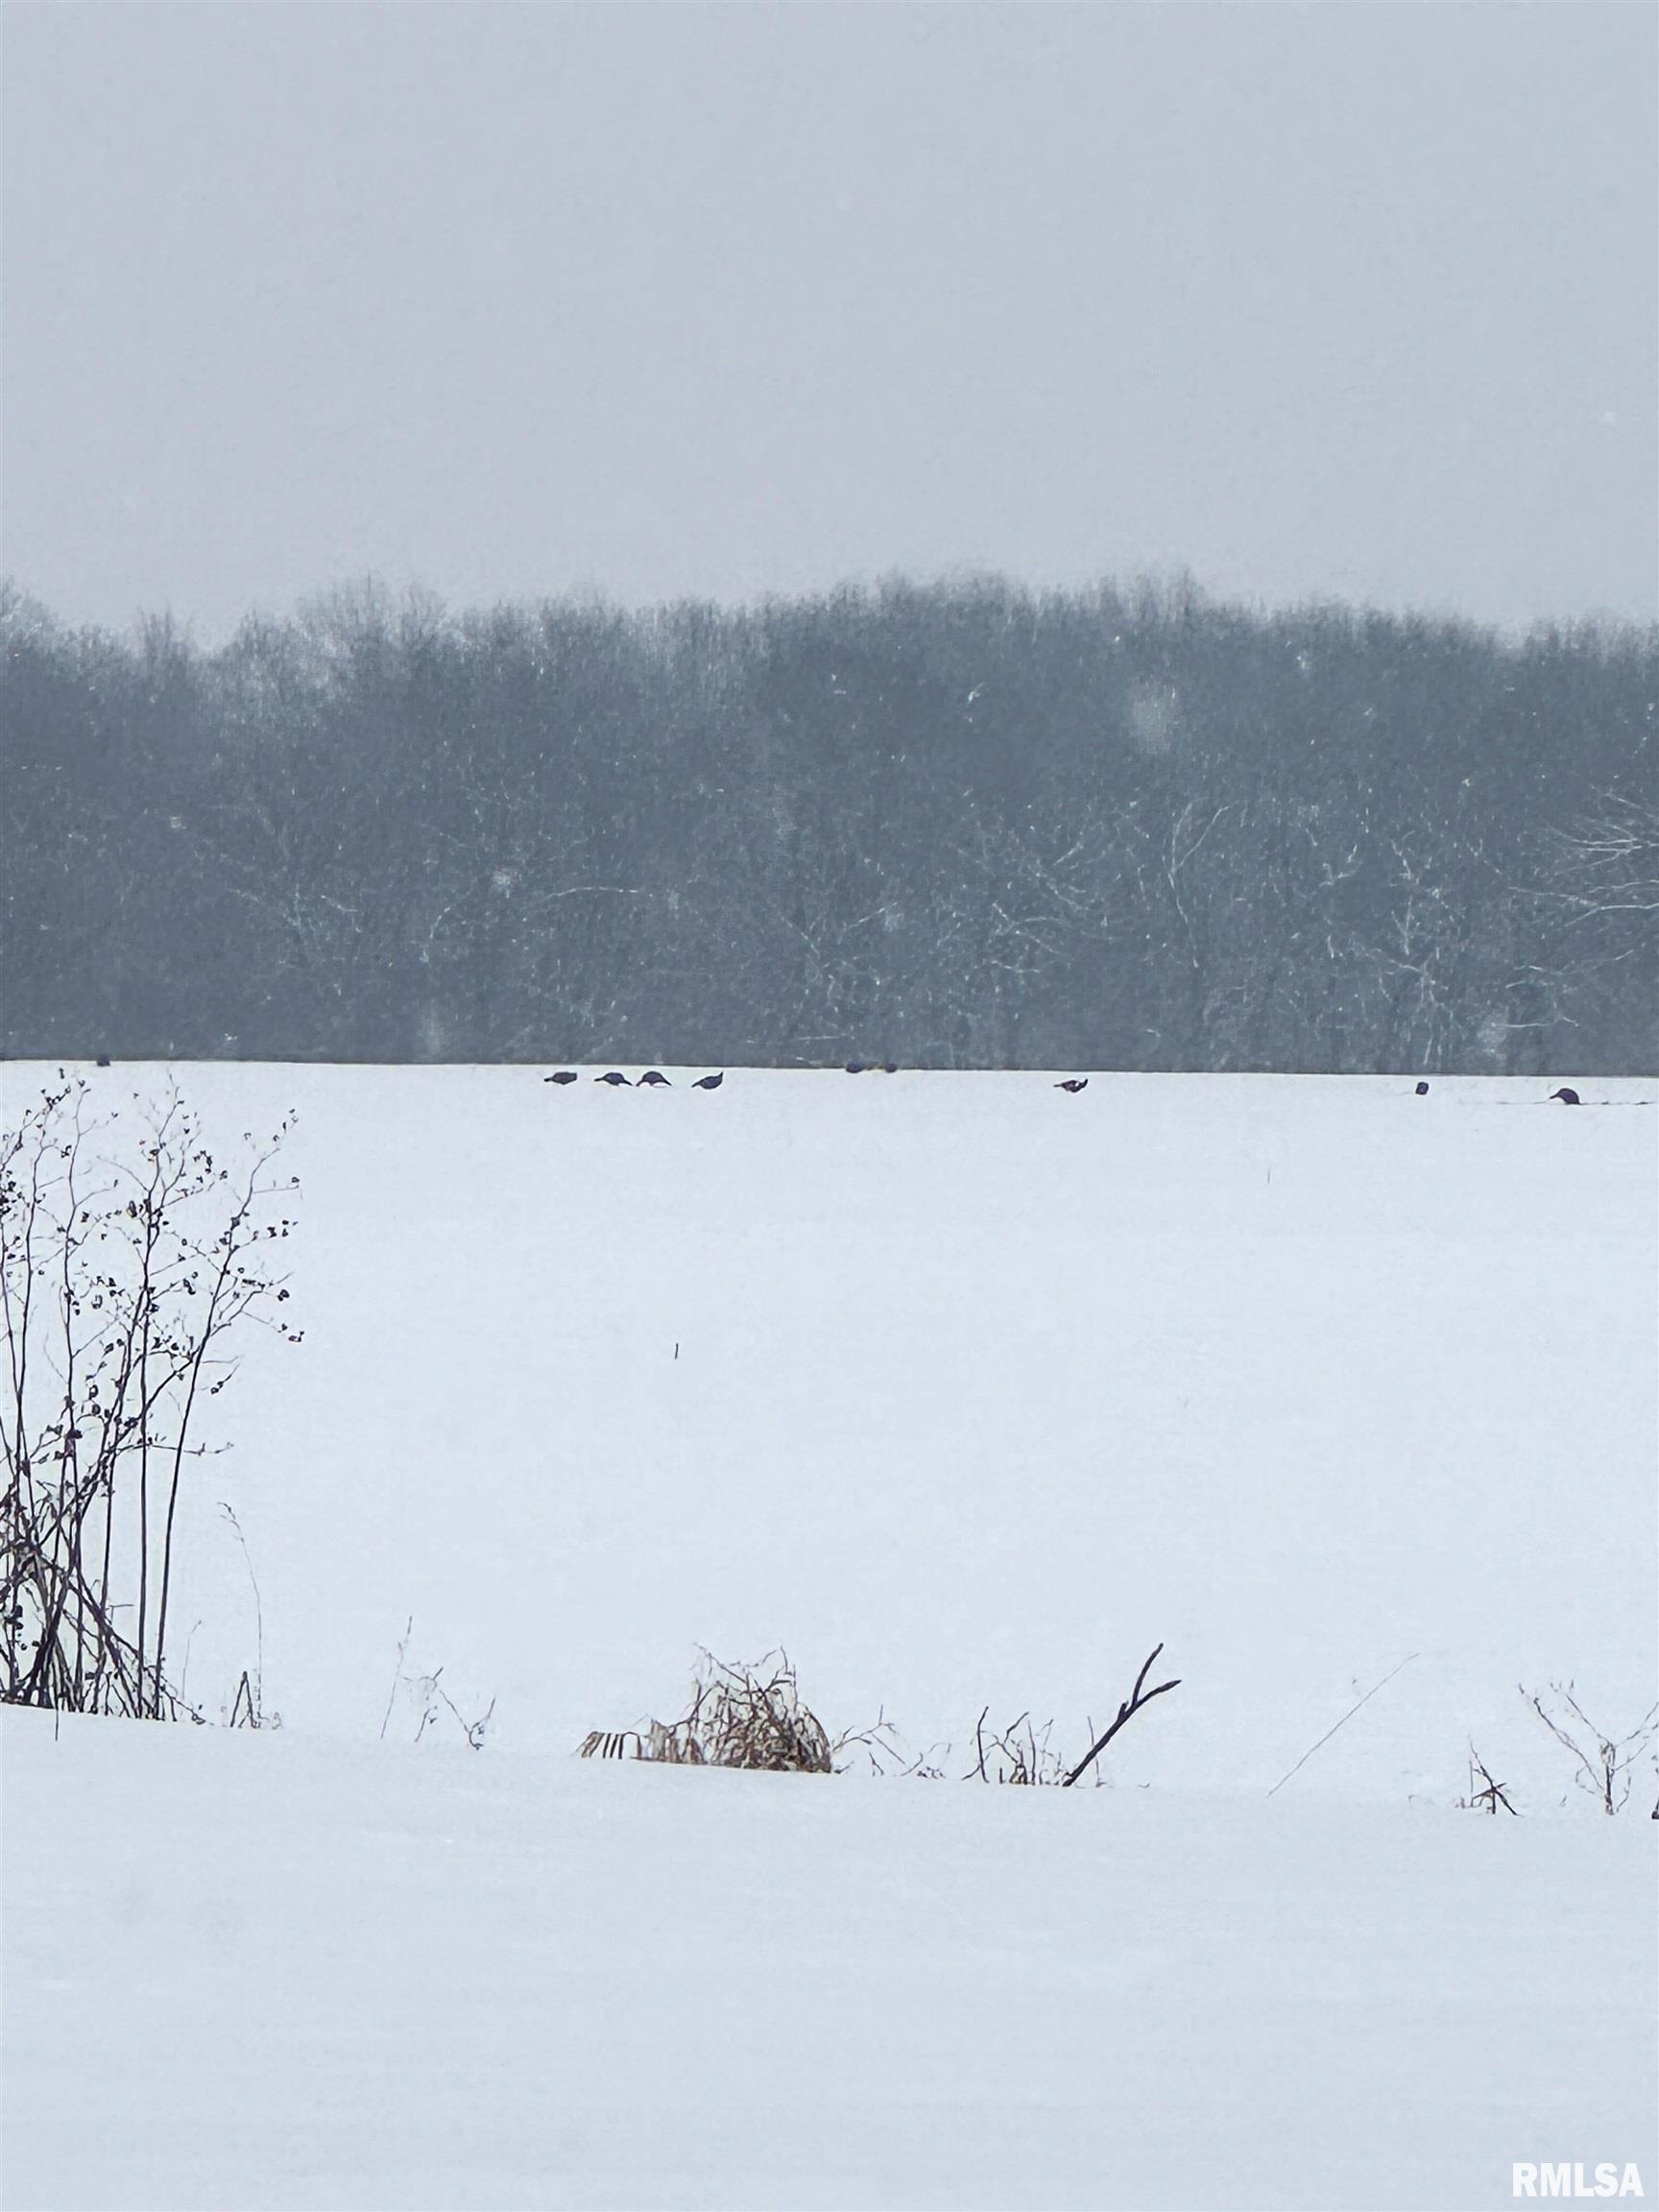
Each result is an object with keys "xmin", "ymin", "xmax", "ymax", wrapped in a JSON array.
[{"xmin": 4, "ymin": 2, "xmax": 1654, "ymax": 641}]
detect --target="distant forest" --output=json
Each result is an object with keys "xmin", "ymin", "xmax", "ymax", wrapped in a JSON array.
[{"xmin": 3, "ymin": 576, "xmax": 1654, "ymax": 1072}]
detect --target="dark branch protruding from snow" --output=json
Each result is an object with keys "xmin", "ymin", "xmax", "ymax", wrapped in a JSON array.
[{"xmin": 1061, "ymin": 1644, "xmax": 1181, "ymax": 1788}]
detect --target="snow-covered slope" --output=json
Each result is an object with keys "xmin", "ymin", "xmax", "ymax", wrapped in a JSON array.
[{"xmin": 2, "ymin": 1064, "xmax": 1654, "ymax": 2209}]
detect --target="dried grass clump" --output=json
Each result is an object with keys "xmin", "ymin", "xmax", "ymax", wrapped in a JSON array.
[{"xmin": 582, "ymin": 1648, "xmax": 833, "ymax": 1774}]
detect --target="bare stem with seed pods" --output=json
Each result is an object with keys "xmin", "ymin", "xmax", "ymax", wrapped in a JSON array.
[{"xmin": 1, "ymin": 1079, "xmax": 301, "ymax": 1719}]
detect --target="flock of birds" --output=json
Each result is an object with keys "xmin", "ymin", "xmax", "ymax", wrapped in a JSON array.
[
  {"xmin": 544, "ymin": 1069, "xmax": 722, "ymax": 1089},
  {"xmin": 542, "ymin": 1065, "xmax": 1095, "ymax": 1091},
  {"xmin": 546, "ymin": 1070, "xmax": 1599, "ymax": 1103}
]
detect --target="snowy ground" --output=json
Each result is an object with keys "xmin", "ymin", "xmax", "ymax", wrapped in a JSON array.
[
  {"xmin": 4, "ymin": 1708, "xmax": 1654, "ymax": 2212},
  {"xmin": 2, "ymin": 1064, "xmax": 1655, "ymax": 2209}
]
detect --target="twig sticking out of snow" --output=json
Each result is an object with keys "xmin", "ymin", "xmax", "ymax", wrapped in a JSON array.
[
  {"xmin": 1266, "ymin": 1651, "xmax": 1420, "ymax": 1797},
  {"xmin": 1062, "ymin": 1644, "xmax": 1182, "ymax": 1788},
  {"xmin": 380, "ymin": 1617, "xmax": 414, "ymax": 1743},
  {"xmin": 1461, "ymin": 1743, "xmax": 1519, "ymax": 1815}
]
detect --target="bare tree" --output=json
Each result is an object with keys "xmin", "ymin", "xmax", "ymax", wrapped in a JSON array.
[{"xmin": 1552, "ymin": 795, "xmax": 1659, "ymax": 926}]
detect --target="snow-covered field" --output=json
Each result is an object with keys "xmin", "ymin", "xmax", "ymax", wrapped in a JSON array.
[
  {"xmin": 3, "ymin": 1064, "xmax": 1655, "ymax": 2210},
  {"xmin": 5, "ymin": 1706, "xmax": 1654, "ymax": 2212}
]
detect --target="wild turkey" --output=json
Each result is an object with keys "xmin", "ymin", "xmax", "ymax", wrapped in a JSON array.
[
  {"xmin": 1550, "ymin": 1087, "xmax": 1581, "ymax": 1106},
  {"xmin": 691, "ymin": 1071, "xmax": 724, "ymax": 1091},
  {"xmin": 1414, "ymin": 1081, "xmax": 1430, "ymax": 1095},
  {"xmin": 1056, "ymin": 1078, "xmax": 1088, "ymax": 1094},
  {"xmin": 638, "ymin": 1070, "xmax": 672, "ymax": 1088},
  {"xmin": 596, "ymin": 1071, "xmax": 632, "ymax": 1087},
  {"xmin": 544, "ymin": 1070, "xmax": 579, "ymax": 1085}
]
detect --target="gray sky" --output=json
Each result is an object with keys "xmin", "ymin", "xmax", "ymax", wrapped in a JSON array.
[{"xmin": 4, "ymin": 2, "xmax": 1654, "ymax": 641}]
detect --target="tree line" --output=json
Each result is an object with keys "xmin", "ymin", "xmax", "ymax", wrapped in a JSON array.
[{"xmin": 3, "ymin": 575, "xmax": 1653, "ymax": 1071}]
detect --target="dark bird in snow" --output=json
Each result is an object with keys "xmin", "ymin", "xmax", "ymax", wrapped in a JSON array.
[
  {"xmin": 691, "ymin": 1071, "xmax": 724, "ymax": 1090},
  {"xmin": 1056, "ymin": 1078, "xmax": 1088, "ymax": 1094},
  {"xmin": 96, "ymin": 1056, "xmax": 111, "ymax": 1069},
  {"xmin": 1415, "ymin": 1081, "xmax": 1430, "ymax": 1095},
  {"xmin": 544, "ymin": 1070, "xmax": 579, "ymax": 1085},
  {"xmin": 845, "ymin": 1062, "xmax": 866, "ymax": 1074},
  {"xmin": 638, "ymin": 1070, "xmax": 672, "ymax": 1087},
  {"xmin": 596, "ymin": 1071, "xmax": 632, "ymax": 1087},
  {"xmin": 880, "ymin": 1062, "xmax": 898, "ymax": 1074},
  {"xmin": 1550, "ymin": 1087, "xmax": 1581, "ymax": 1105}
]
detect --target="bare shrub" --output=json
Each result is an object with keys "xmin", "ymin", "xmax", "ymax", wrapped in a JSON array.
[
  {"xmin": 2, "ymin": 1076, "xmax": 301, "ymax": 1719},
  {"xmin": 1523, "ymin": 1682, "xmax": 1658, "ymax": 1815},
  {"xmin": 967, "ymin": 1706, "xmax": 1069, "ymax": 1785},
  {"xmin": 834, "ymin": 1708, "xmax": 944, "ymax": 1777}
]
